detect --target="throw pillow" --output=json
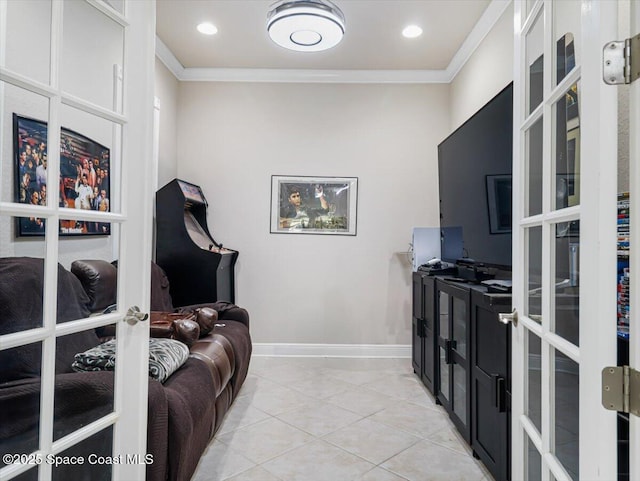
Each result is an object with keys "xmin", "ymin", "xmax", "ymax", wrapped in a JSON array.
[{"xmin": 72, "ymin": 338, "xmax": 189, "ymax": 383}]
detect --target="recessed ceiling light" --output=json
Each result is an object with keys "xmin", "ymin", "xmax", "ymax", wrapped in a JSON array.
[
  {"xmin": 197, "ymin": 22, "xmax": 218, "ymax": 35},
  {"xmin": 267, "ymin": 0, "xmax": 345, "ymax": 52},
  {"xmin": 402, "ymin": 25, "xmax": 423, "ymax": 39}
]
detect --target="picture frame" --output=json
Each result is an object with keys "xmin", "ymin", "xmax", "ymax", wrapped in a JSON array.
[
  {"xmin": 13, "ymin": 114, "xmax": 111, "ymax": 237},
  {"xmin": 485, "ymin": 174, "xmax": 512, "ymax": 234},
  {"xmin": 270, "ymin": 175, "xmax": 358, "ymax": 235}
]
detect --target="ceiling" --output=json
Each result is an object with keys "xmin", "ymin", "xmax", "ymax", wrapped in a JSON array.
[{"xmin": 155, "ymin": 0, "xmax": 494, "ymax": 72}]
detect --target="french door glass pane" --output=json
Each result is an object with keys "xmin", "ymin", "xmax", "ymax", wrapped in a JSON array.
[
  {"xmin": 528, "ymin": 332, "xmax": 542, "ymax": 432},
  {"xmin": 527, "ymin": 118, "xmax": 544, "ymax": 216},
  {"xmin": 0, "ymin": 219, "xmax": 45, "ymax": 332},
  {"xmin": 452, "ymin": 297, "xmax": 466, "ymax": 358},
  {"xmin": 554, "ymin": 82, "xmax": 581, "ymax": 211},
  {"xmin": 61, "ymin": 1, "xmax": 125, "ymax": 112},
  {"xmin": 554, "ymin": 220, "xmax": 580, "ymax": 346},
  {"xmin": 59, "ymin": 104, "xmax": 120, "ymax": 218},
  {"xmin": 555, "ymin": 349, "xmax": 579, "ymax": 480},
  {"xmin": 527, "ymin": 226, "xmax": 543, "ymax": 322},
  {"xmin": 526, "ymin": 11, "xmax": 544, "ymax": 115},
  {"xmin": 1, "ymin": 82, "xmax": 50, "ymax": 205},
  {"xmin": 51, "ymin": 426, "xmax": 113, "ymax": 481},
  {"xmin": 0, "ymin": 342, "xmax": 42, "ymax": 464},
  {"xmin": 528, "ymin": 436, "xmax": 542, "ymax": 481},
  {"xmin": 554, "ymin": 2, "xmax": 581, "ymax": 86},
  {"xmin": 2, "ymin": 0, "xmax": 52, "ymax": 85}
]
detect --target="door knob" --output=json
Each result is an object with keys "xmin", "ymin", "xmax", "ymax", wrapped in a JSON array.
[
  {"xmin": 124, "ymin": 306, "xmax": 149, "ymax": 325},
  {"xmin": 498, "ymin": 308, "xmax": 518, "ymax": 326}
]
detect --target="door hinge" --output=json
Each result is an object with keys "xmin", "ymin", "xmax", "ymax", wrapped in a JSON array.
[
  {"xmin": 603, "ymin": 35, "xmax": 640, "ymax": 85},
  {"xmin": 601, "ymin": 366, "xmax": 640, "ymax": 417}
]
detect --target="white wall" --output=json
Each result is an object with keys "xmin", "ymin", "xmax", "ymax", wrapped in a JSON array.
[
  {"xmin": 449, "ymin": 2, "xmax": 514, "ymax": 133},
  {"xmin": 154, "ymin": 58, "xmax": 179, "ymax": 188},
  {"xmin": 175, "ymin": 82, "xmax": 449, "ymax": 345}
]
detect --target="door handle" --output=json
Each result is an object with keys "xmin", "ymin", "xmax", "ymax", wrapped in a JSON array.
[
  {"xmin": 491, "ymin": 375, "xmax": 507, "ymax": 412},
  {"xmin": 445, "ymin": 340, "xmax": 454, "ymax": 364},
  {"xmin": 124, "ymin": 306, "xmax": 149, "ymax": 325},
  {"xmin": 498, "ymin": 308, "xmax": 518, "ymax": 326}
]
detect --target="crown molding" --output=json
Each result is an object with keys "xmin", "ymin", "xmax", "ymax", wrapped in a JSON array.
[
  {"xmin": 156, "ymin": 36, "xmax": 185, "ymax": 78},
  {"xmin": 155, "ymin": 0, "xmax": 512, "ymax": 84},
  {"xmin": 179, "ymin": 67, "xmax": 450, "ymax": 83},
  {"xmin": 445, "ymin": 0, "xmax": 512, "ymax": 80}
]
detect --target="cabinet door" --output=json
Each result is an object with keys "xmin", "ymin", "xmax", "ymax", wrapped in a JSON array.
[
  {"xmin": 471, "ymin": 290, "xmax": 511, "ymax": 481},
  {"xmin": 412, "ymin": 272, "xmax": 424, "ymax": 374},
  {"xmin": 437, "ymin": 289, "xmax": 451, "ymax": 410},
  {"xmin": 412, "ymin": 316, "xmax": 422, "ymax": 374},
  {"xmin": 436, "ymin": 279, "xmax": 471, "ymax": 443},
  {"xmin": 421, "ymin": 276, "xmax": 435, "ymax": 393},
  {"xmin": 448, "ymin": 284, "xmax": 471, "ymax": 442}
]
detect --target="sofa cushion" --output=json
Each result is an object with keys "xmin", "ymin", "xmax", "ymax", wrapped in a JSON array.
[
  {"xmin": 72, "ymin": 338, "xmax": 189, "ymax": 383},
  {"xmin": 71, "ymin": 259, "xmax": 117, "ymax": 312}
]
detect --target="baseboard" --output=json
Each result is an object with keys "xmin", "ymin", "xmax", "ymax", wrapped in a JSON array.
[{"xmin": 252, "ymin": 343, "xmax": 411, "ymax": 358}]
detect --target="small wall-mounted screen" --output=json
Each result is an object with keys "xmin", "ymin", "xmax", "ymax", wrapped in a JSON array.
[{"xmin": 177, "ymin": 180, "xmax": 205, "ymax": 204}]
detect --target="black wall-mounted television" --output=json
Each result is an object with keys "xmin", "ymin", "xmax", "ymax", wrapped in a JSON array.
[{"xmin": 437, "ymin": 83, "xmax": 513, "ymax": 270}]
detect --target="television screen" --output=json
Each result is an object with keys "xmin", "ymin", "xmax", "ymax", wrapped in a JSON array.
[{"xmin": 437, "ymin": 84, "xmax": 513, "ymax": 269}]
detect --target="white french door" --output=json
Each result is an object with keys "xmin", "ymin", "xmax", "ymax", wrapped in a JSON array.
[
  {"xmin": 0, "ymin": 1, "xmax": 155, "ymax": 480},
  {"xmin": 512, "ymin": 1, "xmax": 619, "ymax": 480}
]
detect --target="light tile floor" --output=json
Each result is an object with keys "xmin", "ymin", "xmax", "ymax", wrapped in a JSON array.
[{"xmin": 192, "ymin": 357, "xmax": 493, "ymax": 481}]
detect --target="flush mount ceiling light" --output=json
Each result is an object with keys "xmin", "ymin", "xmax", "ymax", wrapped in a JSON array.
[{"xmin": 267, "ymin": 0, "xmax": 345, "ymax": 52}]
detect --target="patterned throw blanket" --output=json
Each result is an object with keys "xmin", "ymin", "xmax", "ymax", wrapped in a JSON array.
[{"xmin": 73, "ymin": 338, "xmax": 189, "ymax": 383}]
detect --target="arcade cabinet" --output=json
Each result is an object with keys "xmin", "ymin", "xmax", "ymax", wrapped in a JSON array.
[{"xmin": 155, "ymin": 179, "xmax": 238, "ymax": 305}]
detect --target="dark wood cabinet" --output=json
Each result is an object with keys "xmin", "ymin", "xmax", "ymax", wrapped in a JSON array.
[
  {"xmin": 412, "ymin": 272, "xmax": 435, "ymax": 394},
  {"xmin": 471, "ymin": 289, "xmax": 511, "ymax": 481},
  {"xmin": 435, "ymin": 279, "xmax": 472, "ymax": 443},
  {"xmin": 412, "ymin": 274, "xmax": 512, "ymax": 480}
]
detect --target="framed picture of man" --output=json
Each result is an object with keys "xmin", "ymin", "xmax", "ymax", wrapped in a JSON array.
[
  {"xmin": 270, "ymin": 175, "xmax": 358, "ymax": 235},
  {"xmin": 13, "ymin": 114, "xmax": 111, "ymax": 237}
]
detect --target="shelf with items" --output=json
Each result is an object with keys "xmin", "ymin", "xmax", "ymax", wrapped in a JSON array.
[
  {"xmin": 617, "ymin": 192, "xmax": 630, "ymax": 481},
  {"xmin": 617, "ymin": 192, "xmax": 629, "ymax": 339}
]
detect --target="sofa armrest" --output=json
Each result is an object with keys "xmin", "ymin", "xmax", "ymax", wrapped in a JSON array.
[{"xmin": 175, "ymin": 301, "xmax": 249, "ymax": 329}]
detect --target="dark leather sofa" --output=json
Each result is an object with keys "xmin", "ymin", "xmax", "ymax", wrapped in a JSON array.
[{"xmin": 0, "ymin": 257, "xmax": 252, "ymax": 481}]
